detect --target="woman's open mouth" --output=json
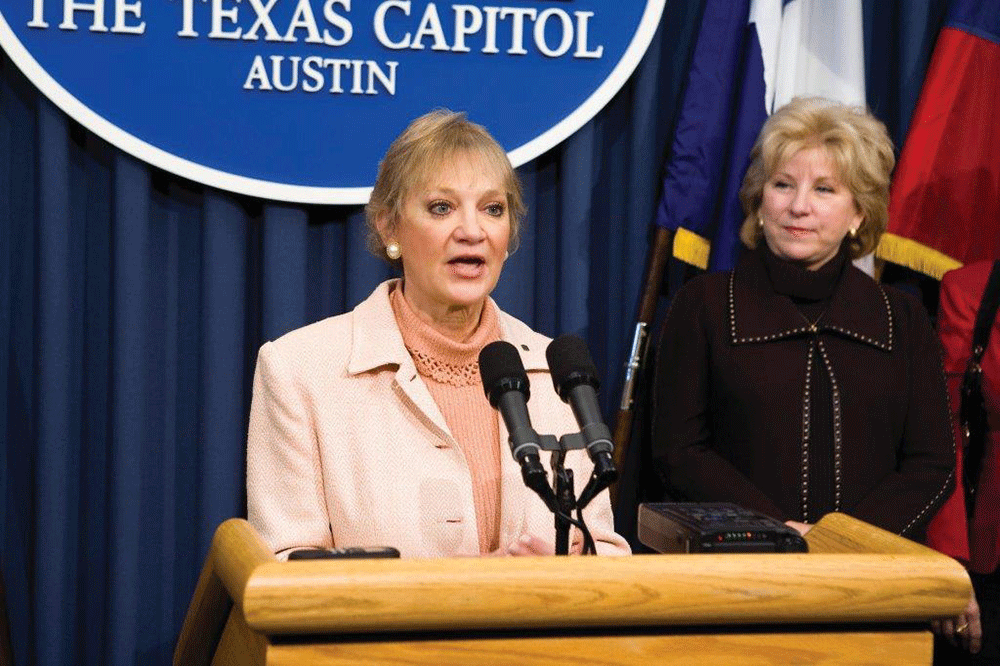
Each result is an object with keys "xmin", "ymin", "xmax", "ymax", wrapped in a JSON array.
[{"xmin": 448, "ymin": 256, "xmax": 486, "ymax": 277}]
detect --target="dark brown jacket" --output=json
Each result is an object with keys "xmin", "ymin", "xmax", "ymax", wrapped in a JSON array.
[{"xmin": 652, "ymin": 249, "xmax": 955, "ymax": 538}]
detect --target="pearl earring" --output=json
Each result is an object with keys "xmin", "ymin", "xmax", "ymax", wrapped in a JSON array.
[
  {"xmin": 848, "ymin": 227, "xmax": 858, "ymax": 239},
  {"xmin": 758, "ymin": 215, "xmax": 764, "ymax": 228},
  {"xmin": 385, "ymin": 241, "xmax": 401, "ymax": 260}
]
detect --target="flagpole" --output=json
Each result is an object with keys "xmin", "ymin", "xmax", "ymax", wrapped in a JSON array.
[{"xmin": 610, "ymin": 225, "xmax": 673, "ymax": 505}]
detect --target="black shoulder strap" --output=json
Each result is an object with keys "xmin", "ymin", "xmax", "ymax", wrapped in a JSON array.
[{"xmin": 971, "ymin": 261, "xmax": 1000, "ymax": 361}]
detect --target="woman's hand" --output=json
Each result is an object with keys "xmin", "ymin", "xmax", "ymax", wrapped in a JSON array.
[
  {"xmin": 486, "ymin": 533, "xmax": 585, "ymax": 556},
  {"xmin": 784, "ymin": 520, "xmax": 812, "ymax": 536},
  {"xmin": 931, "ymin": 591, "xmax": 982, "ymax": 653},
  {"xmin": 506, "ymin": 534, "xmax": 555, "ymax": 556}
]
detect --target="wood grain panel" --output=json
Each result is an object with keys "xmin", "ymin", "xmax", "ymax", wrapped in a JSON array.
[
  {"xmin": 174, "ymin": 545, "xmax": 234, "ymax": 666},
  {"xmin": 212, "ymin": 607, "xmax": 267, "ymax": 666},
  {"xmin": 212, "ymin": 518, "xmax": 276, "ymax": 609},
  {"xmin": 266, "ymin": 630, "xmax": 930, "ymax": 665},
  {"xmin": 805, "ymin": 513, "xmax": 939, "ymax": 556},
  {"xmin": 240, "ymin": 549, "xmax": 968, "ymax": 634}
]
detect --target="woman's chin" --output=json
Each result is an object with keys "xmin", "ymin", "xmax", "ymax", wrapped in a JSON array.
[
  {"xmin": 769, "ymin": 241, "xmax": 820, "ymax": 265},
  {"xmin": 441, "ymin": 270, "xmax": 500, "ymax": 300},
  {"xmin": 438, "ymin": 283, "xmax": 492, "ymax": 310}
]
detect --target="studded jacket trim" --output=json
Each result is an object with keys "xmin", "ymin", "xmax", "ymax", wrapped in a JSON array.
[{"xmin": 728, "ymin": 260, "xmax": 893, "ymax": 351}]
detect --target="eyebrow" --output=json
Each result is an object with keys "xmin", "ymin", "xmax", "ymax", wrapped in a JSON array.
[
  {"xmin": 771, "ymin": 172, "xmax": 841, "ymax": 184},
  {"xmin": 423, "ymin": 187, "xmax": 506, "ymax": 199}
]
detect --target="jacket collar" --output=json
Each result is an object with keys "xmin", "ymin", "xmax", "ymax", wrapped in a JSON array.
[
  {"xmin": 347, "ymin": 280, "xmax": 412, "ymax": 375},
  {"xmin": 347, "ymin": 279, "xmax": 550, "ymax": 374},
  {"xmin": 729, "ymin": 249, "xmax": 894, "ymax": 351}
]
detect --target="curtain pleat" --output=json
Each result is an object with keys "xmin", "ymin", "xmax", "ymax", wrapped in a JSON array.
[
  {"xmin": 166, "ymin": 183, "xmax": 207, "ymax": 642},
  {"xmin": 200, "ymin": 193, "xmax": 248, "ymax": 546},
  {"xmin": 35, "ymin": 101, "xmax": 76, "ymax": 666},
  {"xmin": 557, "ymin": 123, "xmax": 595, "ymax": 338},
  {"xmin": 261, "ymin": 205, "xmax": 308, "ymax": 342},
  {"xmin": 151, "ymin": 182, "xmax": 180, "ymax": 664},
  {"xmin": 79, "ymin": 137, "xmax": 113, "ymax": 666},
  {"xmin": 0, "ymin": 46, "xmax": 12, "ymax": 604},
  {"xmin": 1, "ymin": 53, "xmax": 38, "ymax": 666},
  {"xmin": 108, "ymin": 153, "xmax": 151, "ymax": 665}
]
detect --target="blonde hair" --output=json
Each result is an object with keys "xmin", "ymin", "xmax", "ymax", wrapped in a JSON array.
[
  {"xmin": 365, "ymin": 109, "xmax": 525, "ymax": 269},
  {"xmin": 738, "ymin": 97, "xmax": 895, "ymax": 259}
]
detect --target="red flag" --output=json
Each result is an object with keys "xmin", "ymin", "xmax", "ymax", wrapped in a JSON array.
[{"xmin": 878, "ymin": 1, "xmax": 1000, "ymax": 279}]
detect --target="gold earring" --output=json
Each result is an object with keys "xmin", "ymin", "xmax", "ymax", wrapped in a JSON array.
[
  {"xmin": 385, "ymin": 241, "xmax": 401, "ymax": 260},
  {"xmin": 848, "ymin": 228, "xmax": 858, "ymax": 239}
]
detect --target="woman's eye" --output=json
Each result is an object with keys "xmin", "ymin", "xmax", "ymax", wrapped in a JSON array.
[
  {"xmin": 816, "ymin": 185, "xmax": 834, "ymax": 194},
  {"xmin": 485, "ymin": 203, "xmax": 505, "ymax": 217},
  {"xmin": 771, "ymin": 180, "xmax": 790, "ymax": 190},
  {"xmin": 429, "ymin": 201, "xmax": 452, "ymax": 215}
]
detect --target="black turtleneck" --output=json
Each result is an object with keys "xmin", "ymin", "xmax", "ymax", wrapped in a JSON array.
[
  {"xmin": 761, "ymin": 241, "xmax": 851, "ymax": 521},
  {"xmin": 761, "ymin": 240, "xmax": 849, "ymax": 323}
]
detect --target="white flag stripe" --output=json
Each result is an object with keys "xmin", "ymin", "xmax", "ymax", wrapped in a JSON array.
[{"xmin": 773, "ymin": 0, "xmax": 866, "ymax": 109}]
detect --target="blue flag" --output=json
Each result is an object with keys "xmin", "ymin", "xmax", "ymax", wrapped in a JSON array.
[{"xmin": 655, "ymin": 0, "xmax": 756, "ymax": 271}]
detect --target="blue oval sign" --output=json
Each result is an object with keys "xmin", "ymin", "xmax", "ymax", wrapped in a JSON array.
[{"xmin": 0, "ymin": 0, "xmax": 664, "ymax": 203}]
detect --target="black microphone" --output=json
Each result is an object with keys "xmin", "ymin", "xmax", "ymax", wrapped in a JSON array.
[
  {"xmin": 479, "ymin": 341, "xmax": 557, "ymax": 511},
  {"xmin": 545, "ymin": 335, "xmax": 618, "ymax": 507}
]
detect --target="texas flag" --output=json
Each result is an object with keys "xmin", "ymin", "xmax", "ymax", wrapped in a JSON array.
[{"xmin": 877, "ymin": 0, "xmax": 1000, "ymax": 279}]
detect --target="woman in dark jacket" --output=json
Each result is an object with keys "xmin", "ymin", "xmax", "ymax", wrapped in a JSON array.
[{"xmin": 652, "ymin": 97, "xmax": 955, "ymax": 541}]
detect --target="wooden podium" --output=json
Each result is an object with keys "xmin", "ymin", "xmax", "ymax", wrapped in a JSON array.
[{"xmin": 175, "ymin": 513, "xmax": 969, "ymax": 665}]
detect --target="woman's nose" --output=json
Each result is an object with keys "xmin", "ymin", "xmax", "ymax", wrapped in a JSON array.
[
  {"xmin": 455, "ymin": 209, "xmax": 486, "ymax": 240},
  {"xmin": 789, "ymin": 187, "xmax": 810, "ymax": 215}
]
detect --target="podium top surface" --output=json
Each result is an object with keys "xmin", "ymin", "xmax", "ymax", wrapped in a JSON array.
[{"xmin": 204, "ymin": 513, "xmax": 970, "ymax": 636}]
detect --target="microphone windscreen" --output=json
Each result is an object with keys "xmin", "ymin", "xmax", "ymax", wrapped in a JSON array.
[
  {"xmin": 546, "ymin": 335, "xmax": 599, "ymax": 391},
  {"xmin": 479, "ymin": 341, "xmax": 528, "ymax": 398}
]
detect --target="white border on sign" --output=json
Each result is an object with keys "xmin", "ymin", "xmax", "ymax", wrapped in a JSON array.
[
  {"xmin": 506, "ymin": 0, "xmax": 665, "ymax": 166},
  {"xmin": 0, "ymin": 0, "xmax": 665, "ymax": 205}
]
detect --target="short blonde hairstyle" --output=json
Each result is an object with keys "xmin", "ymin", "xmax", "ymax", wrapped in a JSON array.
[
  {"xmin": 365, "ymin": 109, "xmax": 525, "ymax": 269},
  {"xmin": 738, "ymin": 97, "xmax": 895, "ymax": 259}
]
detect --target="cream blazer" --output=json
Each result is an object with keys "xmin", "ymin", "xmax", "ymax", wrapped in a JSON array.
[{"xmin": 247, "ymin": 280, "xmax": 630, "ymax": 558}]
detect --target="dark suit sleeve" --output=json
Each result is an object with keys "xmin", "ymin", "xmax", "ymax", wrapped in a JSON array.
[
  {"xmin": 851, "ymin": 295, "xmax": 956, "ymax": 537},
  {"xmin": 651, "ymin": 278, "xmax": 787, "ymax": 520}
]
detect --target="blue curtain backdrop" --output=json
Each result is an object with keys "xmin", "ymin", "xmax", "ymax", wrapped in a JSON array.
[{"xmin": 0, "ymin": 0, "xmax": 950, "ymax": 663}]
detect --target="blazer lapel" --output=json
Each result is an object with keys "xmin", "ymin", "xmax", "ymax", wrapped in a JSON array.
[
  {"xmin": 823, "ymin": 266, "xmax": 894, "ymax": 351},
  {"xmin": 347, "ymin": 280, "xmax": 455, "ymax": 443}
]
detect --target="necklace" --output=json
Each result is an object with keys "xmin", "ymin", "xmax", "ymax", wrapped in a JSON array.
[{"xmin": 797, "ymin": 309, "xmax": 825, "ymax": 332}]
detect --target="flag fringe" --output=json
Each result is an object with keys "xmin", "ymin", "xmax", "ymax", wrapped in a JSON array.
[
  {"xmin": 672, "ymin": 228, "xmax": 711, "ymax": 270},
  {"xmin": 875, "ymin": 233, "xmax": 962, "ymax": 281}
]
